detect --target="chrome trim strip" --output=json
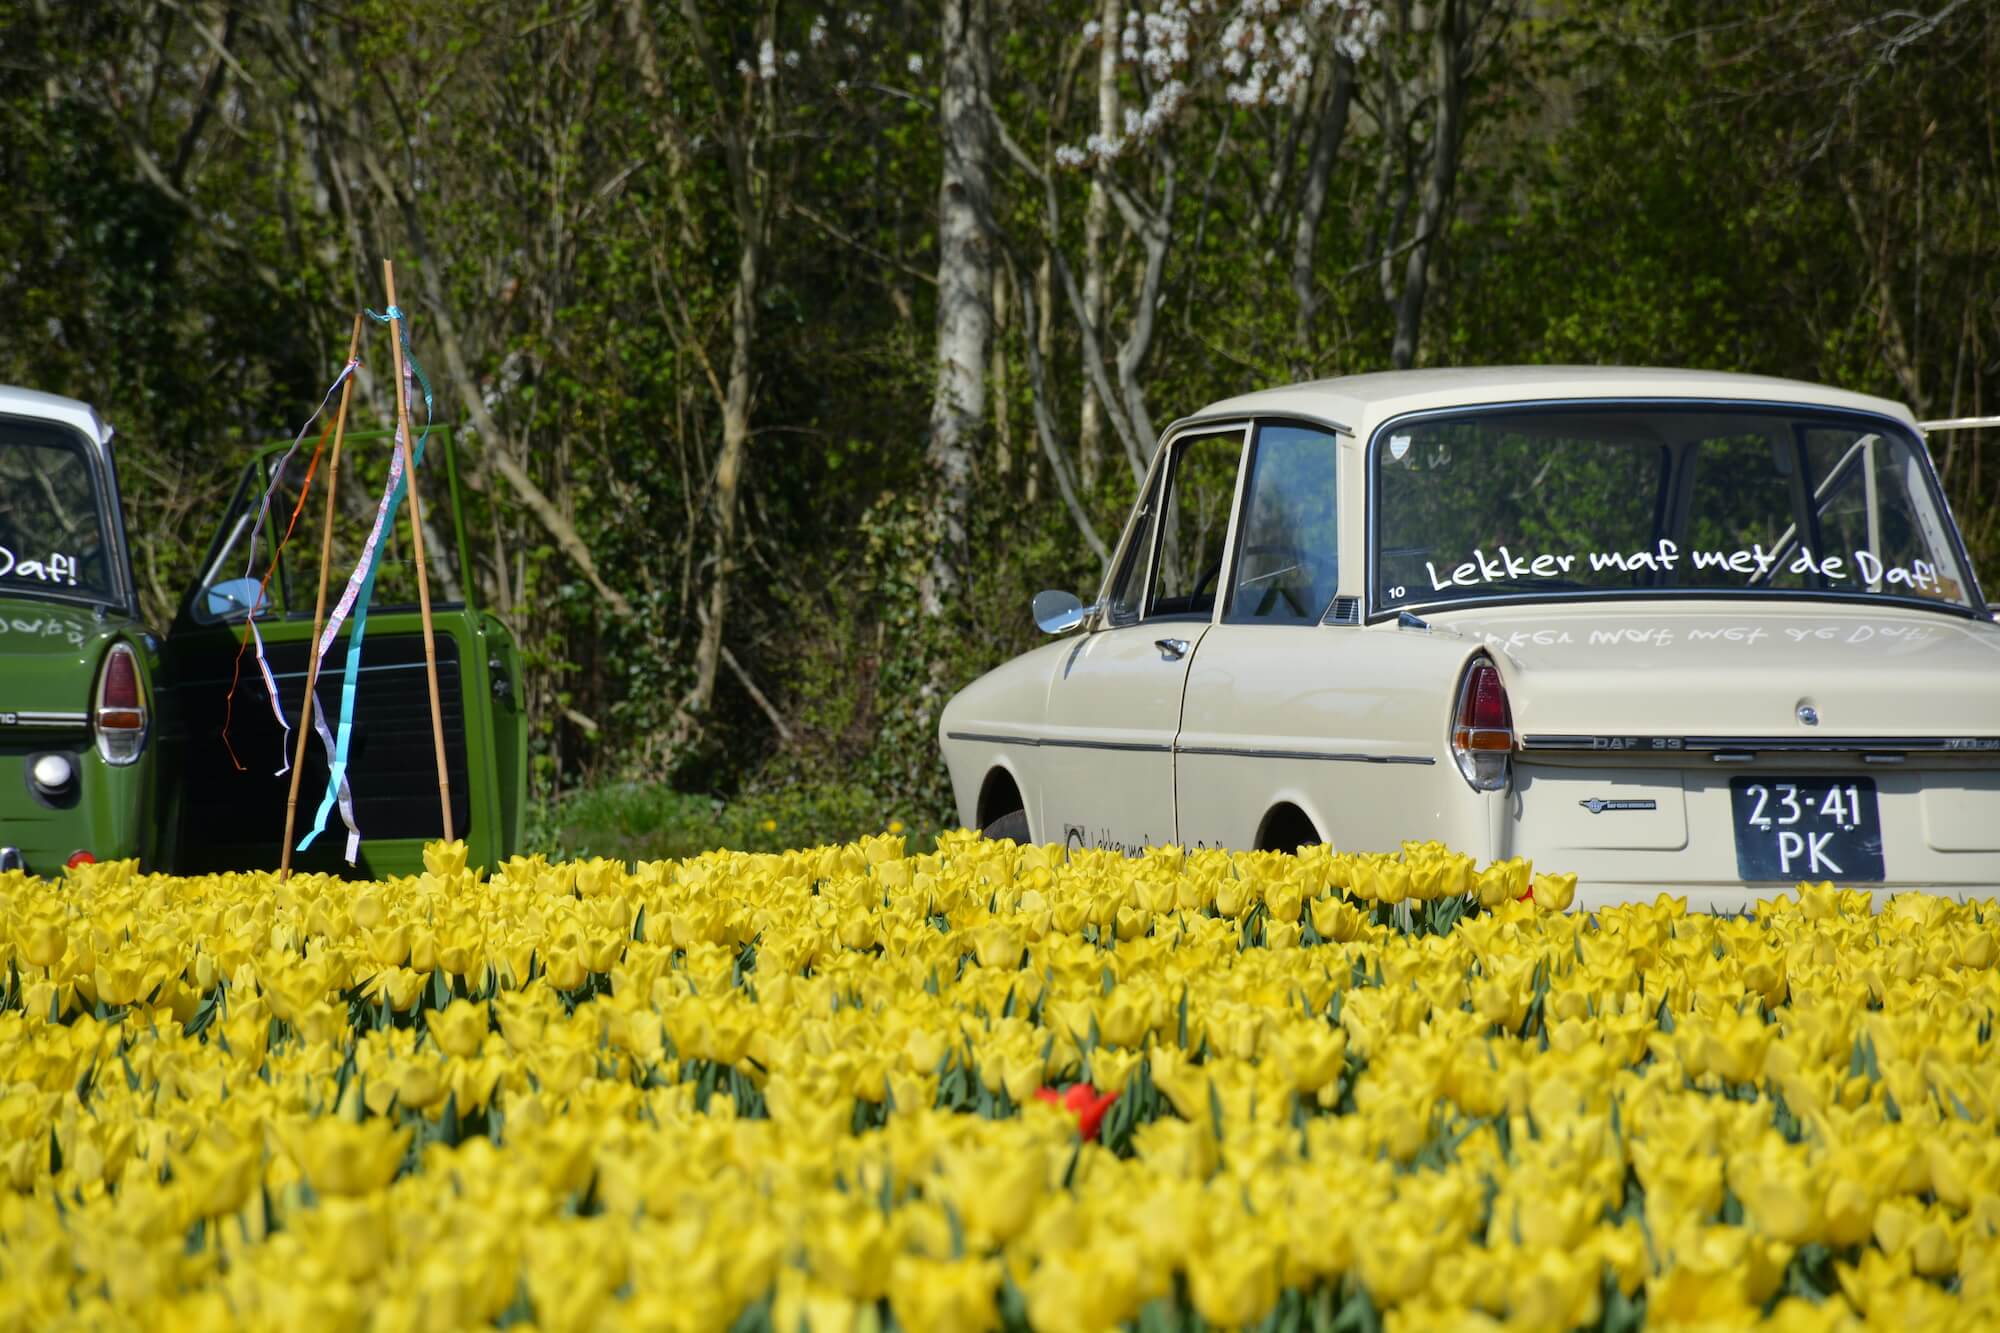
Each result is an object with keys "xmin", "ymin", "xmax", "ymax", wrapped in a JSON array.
[
  {"xmin": 1163, "ymin": 409, "xmax": 1353, "ymax": 439},
  {"xmin": 0, "ymin": 710, "xmax": 89, "ymax": 727},
  {"xmin": 1174, "ymin": 744, "xmax": 1435, "ymax": 766},
  {"xmin": 946, "ymin": 731, "xmax": 1170, "ymax": 754},
  {"xmin": 946, "ymin": 730, "xmax": 1433, "ymax": 764},
  {"xmin": 1522, "ymin": 734, "xmax": 2000, "ymax": 754},
  {"xmin": 1043, "ymin": 738, "xmax": 1172, "ymax": 754}
]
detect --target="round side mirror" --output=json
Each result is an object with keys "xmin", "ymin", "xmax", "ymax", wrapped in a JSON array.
[
  {"xmin": 1032, "ymin": 589, "xmax": 1091, "ymax": 635},
  {"xmin": 204, "ymin": 576, "xmax": 268, "ymax": 619}
]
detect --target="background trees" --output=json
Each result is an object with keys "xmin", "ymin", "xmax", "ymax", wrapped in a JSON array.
[{"xmin": 3, "ymin": 0, "xmax": 1995, "ymax": 825}]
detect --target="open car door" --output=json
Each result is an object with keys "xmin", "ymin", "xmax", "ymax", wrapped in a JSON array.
[{"xmin": 155, "ymin": 427, "xmax": 527, "ymax": 876}]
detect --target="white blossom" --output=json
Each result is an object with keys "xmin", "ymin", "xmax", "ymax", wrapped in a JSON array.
[
  {"xmin": 907, "ymin": 52, "xmax": 925, "ymax": 75},
  {"xmin": 809, "ymin": 15, "xmax": 829, "ymax": 47},
  {"xmin": 758, "ymin": 39, "xmax": 778, "ymax": 81},
  {"xmin": 1054, "ymin": 144, "xmax": 1090, "ymax": 168},
  {"xmin": 1074, "ymin": 0, "xmax": 1382, "ymax": 145}
]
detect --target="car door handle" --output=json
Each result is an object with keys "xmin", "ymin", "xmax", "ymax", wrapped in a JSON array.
[{"xmin": 1154, "ymin": 638, "xmax": 1191, "ymax": 661}]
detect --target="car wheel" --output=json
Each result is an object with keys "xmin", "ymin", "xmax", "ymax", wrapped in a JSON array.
[{"xmin": 981, "ymin": 809, "xmax": 1030, "ymax": 844}]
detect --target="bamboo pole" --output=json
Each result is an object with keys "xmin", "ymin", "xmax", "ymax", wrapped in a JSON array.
[
  {"xmin": 281, "ymin": 315, "xmax": 364, "ymax": 880},
  {"xmin": 383, "ymin": 260, "xmax": 456, "ymax": 843}
]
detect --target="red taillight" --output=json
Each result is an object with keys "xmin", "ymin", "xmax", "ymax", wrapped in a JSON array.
[
  {"xmin": 66, "ymin": 850, "xmax": 96, "ymax": 869},
  {"xmin": 1451, "ymin": 658, "xmax": 1514, "ymax": 790},
  {"xmin": 95, "ymin": 642, "xmax": 148, "ymax": 765}
]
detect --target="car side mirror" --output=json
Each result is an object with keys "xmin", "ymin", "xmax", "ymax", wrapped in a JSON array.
[
  {"xmin": 204, "ymin": 577, "xmax": 268, "ymax": 619},
  {"xmin": 1032, "ymin": 589, "xmax": 1094, "ymax": 634}
]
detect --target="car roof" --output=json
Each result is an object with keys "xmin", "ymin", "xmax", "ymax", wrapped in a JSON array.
[
  {"xmin": 1184, "ymin": 366, "xmax": 1915, "ymax": 434},
  {"xmin": 0, "ymin": 385, "xmax": 113, "ymax": 446}
]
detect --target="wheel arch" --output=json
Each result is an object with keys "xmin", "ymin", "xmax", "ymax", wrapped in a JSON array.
[
  {"xmin": 975, "ymin": 763, "xmax": 1029, "ymax": 833},
  {"xmin": 1254, "ymin": 800, "xmax": 1324, "ymax": 853}
]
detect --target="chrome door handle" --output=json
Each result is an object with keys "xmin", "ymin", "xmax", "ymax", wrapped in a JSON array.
[{"xmin": 1154, "ymin": 638, "xmax": 1190, "ymax": 661}]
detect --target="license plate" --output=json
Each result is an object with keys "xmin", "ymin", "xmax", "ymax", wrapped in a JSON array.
[{"xmin": 1729, "ymin": 777, "xmax": 1883, "ymax": 882}]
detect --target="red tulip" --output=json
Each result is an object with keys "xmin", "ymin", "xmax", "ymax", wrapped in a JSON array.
[{"xmin": 1035, "ymin": 1083, "xmax": 1120, "ymax": 1141}]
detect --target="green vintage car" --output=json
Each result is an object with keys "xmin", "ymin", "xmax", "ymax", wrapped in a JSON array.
[{"xmin": 0, "ymin": 385, "xmax": 525, "ymax": 878}]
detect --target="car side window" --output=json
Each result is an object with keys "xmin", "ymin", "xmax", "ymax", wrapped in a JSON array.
[
  {"xmin": 1148, "ymin": 428, "xmax": 1244, "ymax": 620},
  {"xmin": 1101, "ymin": 471, "xmax": 1158, "ymax": 627},
  {"xmin": 1227, "ymin": 423, "xmax": 1340, "ymax": 623}
]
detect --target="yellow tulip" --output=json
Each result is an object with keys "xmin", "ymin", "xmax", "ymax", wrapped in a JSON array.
[
  {"xmin": 805, "ymin": 1207, "xmax": 894, "ymax": 1301},
  {"xmin": 889, "ymin": 1255, "xmax": 1000, "ymax": 1333},
  {"xmin": 423, "ymin": 839, "xmax": 470, "ymax": 877},
  {"xmin": 175, "ymin": 1138, "xmax": 262, "ymax": 1219},
  {"xmin": 1187, "ymin": 1234, "xmax": 1279, "ymax": 1327},
  {"xmin": 1529, "ymin": 872, "xmax": 1577, "ymax": 912},
  {"xmin": 1353, "ymin": 1225, "xmax": 1435, "ymax": 1306},
  {"xmin": 935, "ymin": 1144, "xmax": 1045, "ymax": 1246},
  {"xmin": 969, "ymin": 921, "xmax": 1024, "ymax": 970},
  {"xmin": 279, "ymin": 1118, "xmax": 410, "ymax": 1197},
  {"xmin": 425, "ymin": 998, "xmax": 490, "ymax": 1059},
  {"xmin": 20, "ymin": 917, "xmax": 67, "ymax": 968}
]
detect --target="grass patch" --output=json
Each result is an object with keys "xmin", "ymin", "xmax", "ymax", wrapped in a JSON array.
[{"xmin": 523, "ymin": 779, "xmax": 943, "ymax": 863}]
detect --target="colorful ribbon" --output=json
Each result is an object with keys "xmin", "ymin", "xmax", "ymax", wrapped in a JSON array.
[
  {"xmin": 220, "ymin": 359, "xmax": 358, "ymax": 775},
  {"xmin": 298, "ymin": 307, "xmax": 434, "ymax": 864}
]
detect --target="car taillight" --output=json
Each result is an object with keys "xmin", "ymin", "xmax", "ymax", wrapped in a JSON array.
[
  {"xmin": 94, "ymin": 642, "xmax": 148, "ymax": 766},
  {"xmin": 1451, "ymin": 657, "xmax": 1514, "ymax": 791}
]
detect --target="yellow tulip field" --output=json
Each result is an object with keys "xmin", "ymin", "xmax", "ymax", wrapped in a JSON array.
[{"xmin": 3, "ymin": 835, "xmax": 1999, "ymax": 1331}]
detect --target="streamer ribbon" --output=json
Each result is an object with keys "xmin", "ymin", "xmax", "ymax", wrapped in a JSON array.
[
  {"xmin": 298, "ymin": 307, "xmax": 434, "ymax": 864},
  {"xmin": 219, "ymin": 359, "xmax": 358, "ymax": 775}
]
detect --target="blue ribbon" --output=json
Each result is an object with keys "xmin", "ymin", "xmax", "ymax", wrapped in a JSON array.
[{"xmin": 297, "ymin": 306, "xmax": 436, "ymax": 861}]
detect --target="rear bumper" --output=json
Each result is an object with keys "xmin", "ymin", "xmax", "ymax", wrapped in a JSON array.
[{"xmin": 1507, "ymin": 758, "xmax": 2000, "ymax": 907}]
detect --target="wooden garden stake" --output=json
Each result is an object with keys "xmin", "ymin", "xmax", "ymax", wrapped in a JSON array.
[
  {"xmin": 382, "ymin": 259, "xmax": 457, "ymax": 844},
  {"xmin": 281, "ymin": 314, "xmax": 364, "ymax": 880}
]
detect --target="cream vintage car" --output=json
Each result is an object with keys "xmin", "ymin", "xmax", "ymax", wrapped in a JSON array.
[{"xmin": 939, "ymin": 367, "xmax": 2000, "ymax": 910}]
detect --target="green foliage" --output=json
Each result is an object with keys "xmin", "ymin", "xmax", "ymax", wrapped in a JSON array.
[{"xmin": 524, "ymin": 776, "xmax": 932, "ymax": 864}]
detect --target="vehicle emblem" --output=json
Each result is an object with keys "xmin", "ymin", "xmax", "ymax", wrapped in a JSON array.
[
  {"xmin": 1579, "ymin": 798, "xmax": 1657, "ymax": 814},
  {"xmin": 1797, "ymin": 704, "xmax": 1820, "ymax": 726}
]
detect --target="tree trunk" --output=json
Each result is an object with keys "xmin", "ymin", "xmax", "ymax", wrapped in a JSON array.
[
  {"xmin": 1392, "ymin": 0, "xmax": 1463, "ymax": 370},
  {"xmin": 1078, "ymin": 0, "xmax": 1122, "ymax": 491},
  {"xmin": 679, "ymin": 0, "xmax": 768, "ymax": 723},
  {"xmin": 1290, "ymin": 54, "xmax": 1354, "ymax": 372},
  {"xmin": 992, "ymin": 263, "xmax": 1012, "ymax": 478},
  {"xmin": 691, "ymin": 220, "xmax": 761, "ymax": 717},
  {"xmin": 921, "ymin": 0, "xmax": 994, "ymax": 618}
]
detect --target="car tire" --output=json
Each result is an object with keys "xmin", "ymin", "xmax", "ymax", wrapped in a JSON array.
[{"xmin": 981, "ymin": 809, "xmax": 1030, "ymax": 844}]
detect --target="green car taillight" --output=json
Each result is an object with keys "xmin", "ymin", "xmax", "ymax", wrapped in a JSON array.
[{"xmin": 94, "ymin": 641, "xmax": 147, "ymax": 765}]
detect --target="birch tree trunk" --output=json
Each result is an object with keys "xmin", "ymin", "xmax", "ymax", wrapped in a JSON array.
[
  {"xmin": 921, "ymin": 0, "xmax": 993, "ymax": 617},
  {"xmin": 694, "ymin": 236, "xmax": 762, "ymax": 713},
  {"xmin": 679, "ymin": 0, "xmax": 768, "ymax": 722},
  {"xmin": 1078, "ymin": 0, "xmax": 1122, "ymax": 491}
]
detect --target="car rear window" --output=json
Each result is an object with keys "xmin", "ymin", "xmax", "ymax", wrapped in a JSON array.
[
  {"xmin": 1372, "ymin": 404, "xmax": 1975, "ymax": 613},
  {"xmin": 0, "ymin": 417, "xmax": 113, "ymax": 601}
]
